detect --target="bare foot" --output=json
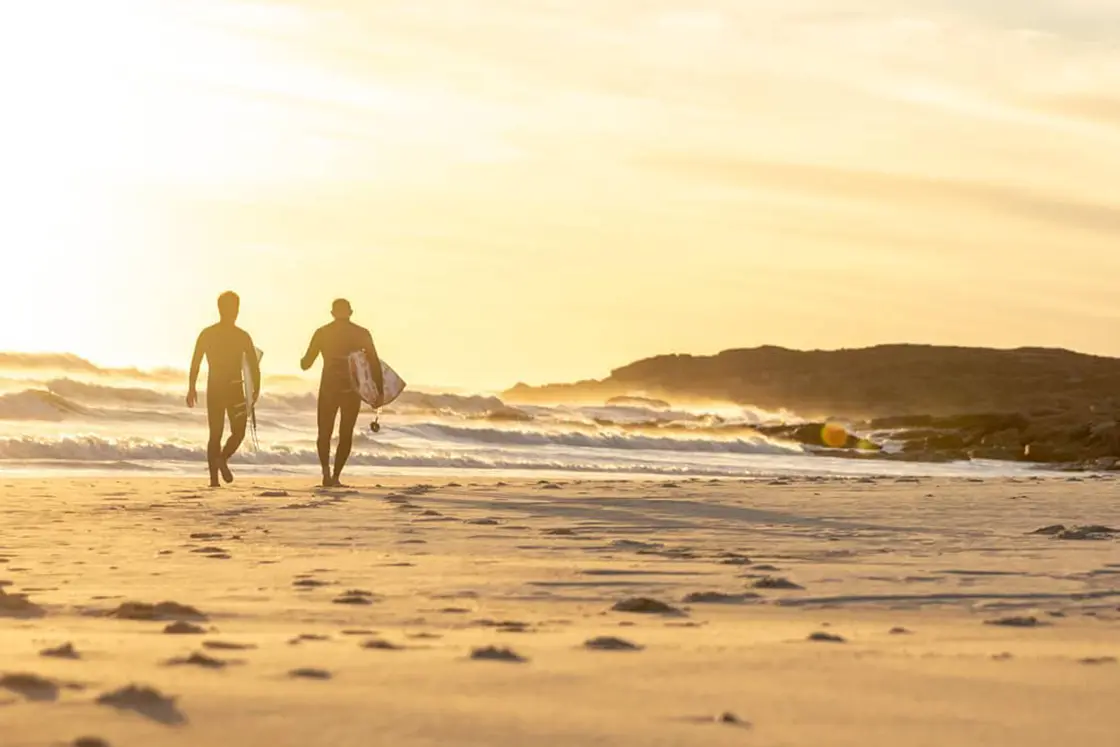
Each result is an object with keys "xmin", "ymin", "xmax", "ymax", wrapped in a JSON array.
[
  {"xmin": 209, "ymin": 480, "xmax": 221, "ymax": 489},
  {"xmin": 321, "ymin": 476, "xmax": 334, "ymax": 489},
  {"xmin": 219, "ymin": 461, "xmax": 234, "ymax": 484}
]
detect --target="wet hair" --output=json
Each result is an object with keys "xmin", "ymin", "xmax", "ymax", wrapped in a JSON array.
[
  {"xmin": 218, "ymin": 291, "xmax": 240, "ymax": 319},
  {"xmin": 332, "ymin": 298, "xmax": 352, "ymax": 319}
]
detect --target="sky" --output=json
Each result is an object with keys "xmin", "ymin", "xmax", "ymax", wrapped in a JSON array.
[{"xmin": 2, "ymin": 0, "xmax": 1119, "ymax": 390}]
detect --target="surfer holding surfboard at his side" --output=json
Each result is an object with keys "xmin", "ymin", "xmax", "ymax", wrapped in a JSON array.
[
  {"xmin": 300, "ymin": 298, "xmax": 383, "ymax": 488},
  {"xmin": 187, "ymin": 291, "xmax": 262, "ymax": 488}
]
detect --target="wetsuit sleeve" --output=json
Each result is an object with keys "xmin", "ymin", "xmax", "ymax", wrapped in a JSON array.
[
  {"xmin": 364, "ymin": 329, "xmax": 385, "ymax": 404},
  {"xmin": 300, "ymin": 329, "xmax": 323, "ymax": 371},
  {"xmin": 188, "ymin": 329, "xmax": 207, "ymax": 391},
  {"xmin": 245, "ymin": 333, "xmax": 262, "ymax": 396}
]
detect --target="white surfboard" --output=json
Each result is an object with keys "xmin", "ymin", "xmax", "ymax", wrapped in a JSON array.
[{"xmin": 348, "ymin": 351, "xmax": 406, "ymax": 408}]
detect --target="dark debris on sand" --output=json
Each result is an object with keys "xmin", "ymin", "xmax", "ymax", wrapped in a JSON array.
[
  {"xmin": 1080, "ymin": 656, "xmax": 1118, "ymax": 665},
  {"xmin": 470, "ymin": 646, "xmax": 527, "ymax": 663},
  {"xmin": 611, "ymin": 597, "xmax": 686, "ymax": 615}
]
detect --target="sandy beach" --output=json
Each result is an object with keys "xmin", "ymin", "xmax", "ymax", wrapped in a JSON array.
[{"xmin": 1, "ymin": 474, "xmax": 1118, "ymax": 746}]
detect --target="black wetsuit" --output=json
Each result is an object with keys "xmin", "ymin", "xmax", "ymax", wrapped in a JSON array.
[
  {"xmin": 190, "ymin": 323, "xmax": 260, "ymax": 483},
  {"xmin": 301, "ymin": 320, "xmax": 382, "ymax": 483}
]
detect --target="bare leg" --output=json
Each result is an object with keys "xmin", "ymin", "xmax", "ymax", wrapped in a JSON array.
[
  {"xmin": 317, "ymin": 392, "xmax": 339, "ymax": 487},
  {"xmin": 206, "ymin": 391, "xmax": 225, "ymax": 488},
  {"xmin": 220, "ymin": 401, "xmax": 248, "ymax": 483},
  {"xmin": 332, "ymin": 393, "xmax": 361, "ymax": 486}
]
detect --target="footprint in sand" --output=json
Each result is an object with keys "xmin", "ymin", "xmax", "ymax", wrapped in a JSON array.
[
  {"xmin": 361, "ymin": 639, "xmax": 404, "ymax": 651},
  {"xmin": 289, "ymin": 634, "xmax": 331, "ymax": 645},
  {"xmin": 750, "ymin": 576, "xmax": 804, "ymax": 591},
  {"xmin": 807, "ymin": 632, "xmax": 847, "ymax": 643},
  {"xmin": 0, "ymin": 672, "xmax": 62, "ymax": 701},
  {"xmin": 680, "ymin": 712, "xmax": 752, "ymax": 729},
  {"xmin": 289, "ymin": 668, "xmax": 332, "ymax": 680},
  {"xmin": 41, "ymin": 642, "xmax": 81, "ymax": 659},
  {"xmin": 164, "ymin": 652, "xmax": 231, "ymax": 669},
  {"xmin": 108, "ymin": 601, "xmax": 207, "ymax": 622},
  {"xmin": 611, "ymin": 598, "xmax": 686, "ymax": 616},
  {"xmin": 203, "ymin": 641, "xmax": 257, "ymax": 651},
  {"xmin": 293, "ymin": 579, "xmax": 332, "ymax": 589},
  {"xmin": 334, "ymin": 590, "xmax": 375, "ymax": 605},
  {"xmin": 584, "ymin": 637, "xmax": 643, "ymax": 651},
  {"xmin": 985, "ymin": 616, "xmax": 1046, "ymax": 628},
  {"xmin": 190, "ymin": 533, "xmax": 223, "ymax": 540},
  {"xmin": 470, "ymin": 646, "xmax": 527, "ymax": 663},
  {"xmin": 97, "ymin": 685, "xmax": 185, "ymax": 725},
  {"xmin": 682, "ymin": 592, "xmax": 762, "ymax": 605},
  {"xmin": 1080, "ymin": 657, "xmax": 1118, "ymax": 665},
  {"xmin": 164, "ymin": 622, "xmax": 207, "ymax": 635},
  {"xmin": 0, "ymin": 588, "xmax": 46, "ymax": 618},
  {"xmin": 72, "ymin": 738, "xmax": 112, "ymax": 747}
]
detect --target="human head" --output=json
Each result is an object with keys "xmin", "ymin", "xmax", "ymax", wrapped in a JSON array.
[
  {"xmin": 331, "ymin": 298, "xmax": 352, "ymax": 321},
  {"xmin": 217, "ymin": 291, "xmax": 240, "ymax": 322}
]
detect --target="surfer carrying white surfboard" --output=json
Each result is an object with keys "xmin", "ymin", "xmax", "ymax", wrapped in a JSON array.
[
  {"xmin": 187, "ymin": 291, "xmax": 261, "ymax": 488},
  {"xmin": 300, "ymin": 298, "xmax": 383, "ymax": 488}
]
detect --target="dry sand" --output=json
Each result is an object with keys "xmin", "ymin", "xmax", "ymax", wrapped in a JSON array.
[{"xmin": 1, "ymin": 473, "xmax": 1119, "ymax": 746}]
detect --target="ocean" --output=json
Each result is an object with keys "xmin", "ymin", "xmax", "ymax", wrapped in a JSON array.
[{"xmin": 0, "ymin": 358, "xmax": 1053, "ymax": 480}]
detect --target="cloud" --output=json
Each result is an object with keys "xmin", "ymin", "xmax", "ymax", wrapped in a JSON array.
[{"xmin": 643, "ymin": 154, "xmax": 1120, "ymax": 237}]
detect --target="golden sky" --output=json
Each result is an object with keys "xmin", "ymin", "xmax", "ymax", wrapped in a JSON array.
[{"xmin": 3, "ymin": 0, "xmax": 1120, "ymax": 390}]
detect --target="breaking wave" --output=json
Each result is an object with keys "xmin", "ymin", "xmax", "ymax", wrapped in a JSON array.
[
  {"xmin": 394, "ymin": 423, "xmax": 803, "ymax": 455},
  {"xmin": 0, "ymin": 436, "xmax": 748, "ymax": 477}
]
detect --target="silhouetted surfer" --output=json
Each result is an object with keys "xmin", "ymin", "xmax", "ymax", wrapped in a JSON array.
[
  {"xmin": 187, "ymin": 291, "xmax": 261, "ymax": 488},
  {"xmin": 301, "ymin": 299, "xmax": 383, "ymax": 488}
]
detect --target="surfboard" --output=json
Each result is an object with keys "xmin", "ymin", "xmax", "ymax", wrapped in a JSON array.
[
  {"xmin": 241, "ymin": 347, "xmax": 263, "ymax": 451},
  {"xmin": 348, "ymin": 351, "xmax": 406, "ymax": 408}
]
